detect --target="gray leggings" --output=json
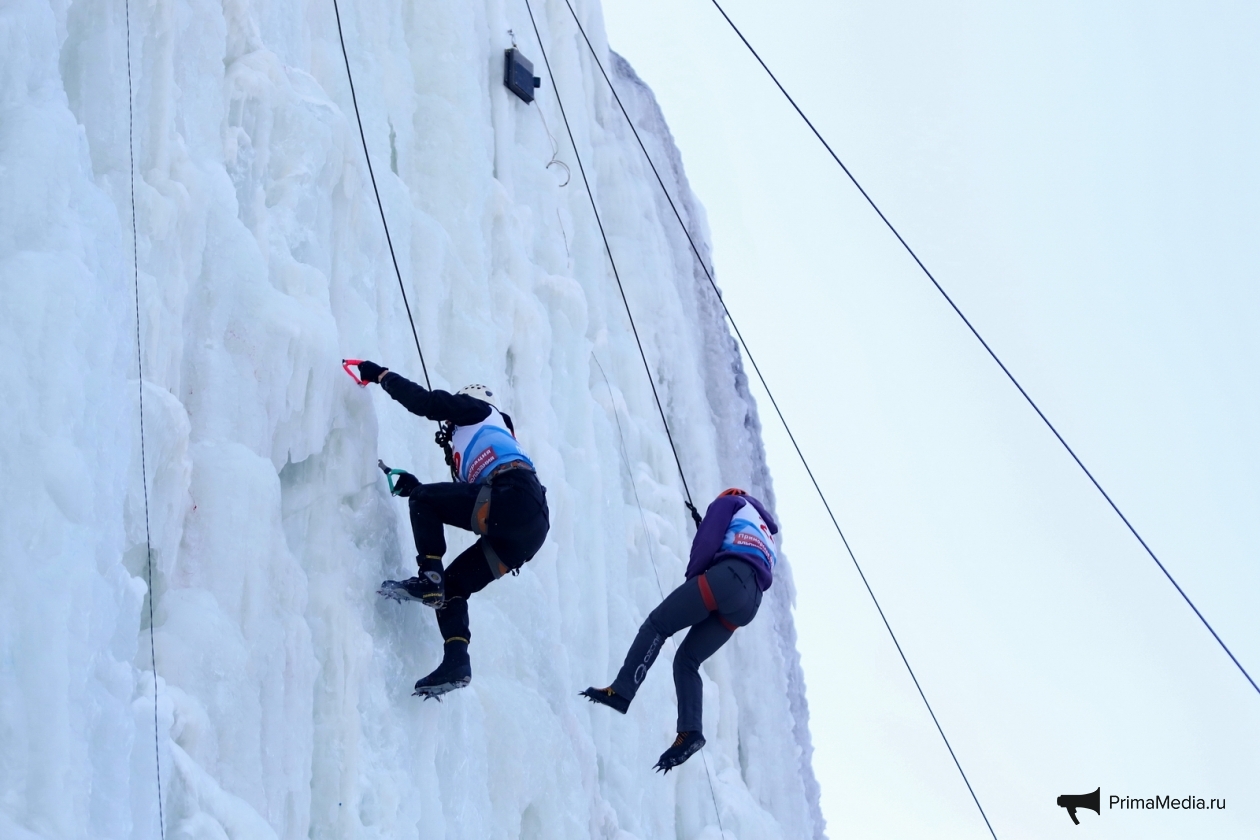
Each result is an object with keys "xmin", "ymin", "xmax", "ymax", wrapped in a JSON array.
[{"xmin": 610, "ymin": 559, "xmax": 762, "ymax": 734}]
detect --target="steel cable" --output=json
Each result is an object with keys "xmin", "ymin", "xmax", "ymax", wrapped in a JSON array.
[{"xmin": 701, "ymin": 0, "xmax": 1256, "ymax": 700}]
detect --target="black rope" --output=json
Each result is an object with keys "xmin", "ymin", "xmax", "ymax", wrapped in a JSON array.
[
  {"xmin": 559, "ymin": 4, "xmax": 997, "ymax": 837},
  {"xmin": 703, "ymin": 0, "xmax": 1257, "ymax": 700},
  {"xmin": 522, "ymin": 0, "xmax": 701, "ymax": 528},
  {"xmin": 124, "ymin": 1, "xmax": 165, "ymax": 836},
  {"xmin": 331, "ymin": 0, "xmax": 431, "ymax": 389}
]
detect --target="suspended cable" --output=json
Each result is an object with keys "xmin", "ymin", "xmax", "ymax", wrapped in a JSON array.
[
  {"xmin": 124, "ymin": 0, "xmax": 165, "ymax": 835},
  {"xmin": 331, "ymin": 0, "xmax": 431, "ymax": 388},
  {"xmin": 701, "ymin": 0, "xmax": 1257, "ymax": 699},
  {"xmin": 559, "ymin": 3, "xmax": 997, "ymax": 837},
  {"xmin": 522, "ymin": 0, "xmax": 702, "ymax": 528}
]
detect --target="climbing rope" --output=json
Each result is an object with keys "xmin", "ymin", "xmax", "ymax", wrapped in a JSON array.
[
  {"xmin": 559, "ymin": 2, "xmax": 997, "ymax": 837},
  {"xmin": 522, "ymin": 0, "xmax": 702, "ymax": 530},
  {"xmin": 593, "ymin": 354, "xmax": 668, "ymax": 596},
  {"xmin": 593, "ymin": 353, "xmax": 726, "ymax": 836},
  {"xmin": 331, "ymin": 0, "xmax": 431, "ymax": 389},
  {"xmin": 701, "ymin": 0, "xmax": 1257, "ymax": 700},
  {"xmin": 124, "ymin": 0, "xmax": 165, "ymax": 835}
]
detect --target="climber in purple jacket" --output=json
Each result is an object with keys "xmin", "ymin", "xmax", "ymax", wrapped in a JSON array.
[{"xmin": 583, "ymin": 488, "xmax": 779, "ymax": 772}]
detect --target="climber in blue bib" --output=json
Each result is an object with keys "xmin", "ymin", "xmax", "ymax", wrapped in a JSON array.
[
  {"xmin": 354, "ymin": 361, "xmax": 550, "ymax": 699},
  {"xmin": 582, "ymin": 488, "xmax": 778, "ymax": 772}
]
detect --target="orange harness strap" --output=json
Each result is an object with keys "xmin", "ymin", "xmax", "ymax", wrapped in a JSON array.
[
  {"xmin": 697, "ymin": 573, "xmax": 738, "ymax": 632},
  {"xmin": 697, "ymin": 572, "xmax": 719, "ymax": 611}
]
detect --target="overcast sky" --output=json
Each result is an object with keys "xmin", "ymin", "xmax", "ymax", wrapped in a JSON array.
[{"xmin": 600, "ymin": 0, "xmax": 1260, "ymax": 836}]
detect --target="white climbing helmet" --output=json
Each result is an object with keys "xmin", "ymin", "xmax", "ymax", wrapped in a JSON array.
[{"xmin": 457, "ymin": 383, "xmax": 496, "ymax": 405}]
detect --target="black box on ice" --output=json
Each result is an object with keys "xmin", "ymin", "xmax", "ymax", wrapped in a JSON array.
[{"xmin": 504, "ymin": 48, "xmax": 541, "ymax": 103}]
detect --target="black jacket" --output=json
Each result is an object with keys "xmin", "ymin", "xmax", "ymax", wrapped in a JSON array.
[{"xmin": 380, "ymin": 373, "xmax": 516, "ymax": 432}]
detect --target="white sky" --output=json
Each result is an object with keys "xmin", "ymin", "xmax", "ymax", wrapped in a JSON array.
[{"xmin": 600, "ymin": 0, "xmax": 1260, "ymax": 837}]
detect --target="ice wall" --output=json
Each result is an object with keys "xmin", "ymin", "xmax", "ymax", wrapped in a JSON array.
[{"xmin": 0, "ymin": 0, "xmax": 823, "ymax": 837}]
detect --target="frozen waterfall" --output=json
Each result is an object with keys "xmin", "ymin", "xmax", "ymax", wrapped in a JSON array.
[{"xmin": 0, "ymin": 0, "xmax": 823, "ymax": 837}]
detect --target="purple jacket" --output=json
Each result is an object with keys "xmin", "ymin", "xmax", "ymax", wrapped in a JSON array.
[{"xmin": 685, "ymin": 493, "xmax": 779, "ymax": 591}]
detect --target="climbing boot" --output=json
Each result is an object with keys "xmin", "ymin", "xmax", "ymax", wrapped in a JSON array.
[
  {"xmin": 378, "ymin": 576, "xmax": 442, "ymax": 606},
  {"xmin": 580, "ymin": 686, "xmax": 629, "ymax": 714},
  {"xmin": 413, "ymin": 639, "xmax": 471, "ymax": 700},
  {"xmin": 379, "ymin": 555, "xmax": 445, "ymax": 607},
  {"xmin": 654, "ymin": 731, "xmax": 706, "ymax": 773}
]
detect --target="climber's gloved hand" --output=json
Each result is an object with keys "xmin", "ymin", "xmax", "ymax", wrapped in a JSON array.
[
  {"xmin": 356, "ymin": 360, "xmax": 388, "ymax": 384},
  {"xmin": 392, "ymin": 472, "xmax": 420, "ymax": 497}
]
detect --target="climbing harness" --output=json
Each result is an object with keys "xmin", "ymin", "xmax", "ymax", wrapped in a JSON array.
[
  {"xmin": 124, "ymin": 0, "xmax": 165, "ymax": 834},
  {"xmin": 700, "ymin": 0, "xmax": 1255, "ymax": 702},
  {"xmin": 696, "ymin": 573, "xmax": 738, "ymax": 633}
]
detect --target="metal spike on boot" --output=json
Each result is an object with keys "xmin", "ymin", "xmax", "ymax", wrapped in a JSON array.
[
  {"xmin": 379, "ymin": 555, "xmax": 445, "ymax": 608},
  {"xmin": 654, "ymin": 731, "xmax": 705, "ymax": 773},
  {"xmin": 580, "ymin": 686, "xmax": 629, "ymax": 714},
  {"xmin": 413, "ymin": 639, "xmax": 471, "ymax": 700},
  {"xmin": 377, "ymin": 576, "xmax": 443, "ymax": 607}
]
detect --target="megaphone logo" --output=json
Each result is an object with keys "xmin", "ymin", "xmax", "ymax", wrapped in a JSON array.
[{"xmin": 1057, "ymin": 787, "xmax": 1101, "ymax": 825}]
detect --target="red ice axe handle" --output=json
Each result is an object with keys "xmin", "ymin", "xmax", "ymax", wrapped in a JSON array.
[{"xmin": 342, "ymin": 359, "xmax": 367, "ymax": 386}]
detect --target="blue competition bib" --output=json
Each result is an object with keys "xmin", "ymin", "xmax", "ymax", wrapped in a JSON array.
[
  {"xmin": 451, "ymin": 409, "xmax": 534, "ymax": 483},
  {"xmin": 719, "ymin": 501, "xmax": 778, "ymax": 573}
]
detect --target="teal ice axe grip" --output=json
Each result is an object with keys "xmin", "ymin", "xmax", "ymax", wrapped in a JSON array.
[{"xmin": 378, "ymin": 459, "xmax": 410, "ymax": 496}]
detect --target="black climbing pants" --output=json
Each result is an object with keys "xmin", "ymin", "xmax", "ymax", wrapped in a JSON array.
[
  {"xmin": 610, "ymin": 558, "xmax": 762, "ymax": 734},
  {"xmin": 408, "ymin": 469, "xmax": 549, "ymax": 644}
]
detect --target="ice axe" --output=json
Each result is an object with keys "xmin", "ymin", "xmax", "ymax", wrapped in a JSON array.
[
  {"xmin": 342, "ymin": 359, "xmax": 368, "ymax": 386},
  {"xmin": 378, "ymin": 459, "xmax": 410, "ymax": 496}
]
